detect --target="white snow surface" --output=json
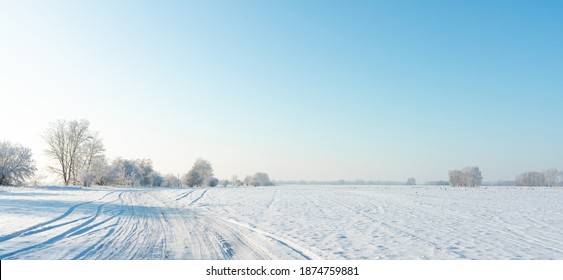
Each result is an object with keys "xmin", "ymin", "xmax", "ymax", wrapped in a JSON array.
[{"xmin": 0, "ymin": 185, "xmax": 561, "ymax": 260}]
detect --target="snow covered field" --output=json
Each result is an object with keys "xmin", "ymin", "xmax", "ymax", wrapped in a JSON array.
[{"xmin": 0, "ymin": 185, "xmax": 562, "ymax": 260}]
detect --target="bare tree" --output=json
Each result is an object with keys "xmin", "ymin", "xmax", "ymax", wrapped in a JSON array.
[
  {"xmin": 44, "ymin": 119, "xmax": 104, "ymax": 185},
  {"xmin": 0, "ymin": 141, "xmax": 36, "ymax": 185}
]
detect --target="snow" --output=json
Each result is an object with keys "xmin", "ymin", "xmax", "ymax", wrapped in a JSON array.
[{"xmin": 0, "ymin": 185, "xmax": 562, "ymax": 260}]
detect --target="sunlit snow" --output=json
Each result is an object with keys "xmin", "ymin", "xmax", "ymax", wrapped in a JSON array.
[{"xmin": 1, "ymin": 185, "xmax": 561, "ymax": 259}]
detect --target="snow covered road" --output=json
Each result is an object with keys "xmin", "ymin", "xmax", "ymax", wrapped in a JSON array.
[{"xmin": 0, "ymin": 185, "xmax": 562, "ymax": 259}]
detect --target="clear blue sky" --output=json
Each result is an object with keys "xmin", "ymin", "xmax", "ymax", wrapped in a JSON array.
[{"xmin": 1, "ymin": 1, "xmax": 562, "ymax": 182}]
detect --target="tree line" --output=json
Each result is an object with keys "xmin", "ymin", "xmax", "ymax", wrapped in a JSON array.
[
  {"xmin": 1, "ymin": 119, "xmax": 272, "ymax": 187},
  {"xmin": 515, "ymin": 169, "xmax": 563, "ymax": 187},
  {"xmin": 2, "ymin": 119, "xmax": 563, "ymax": 188},
  {"xmin": 447, "ymin": 166, "xmax": 563, "ymax": 187}
]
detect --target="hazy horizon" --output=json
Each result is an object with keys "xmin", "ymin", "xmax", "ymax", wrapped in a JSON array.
[{"xmin": 2, "ymin": 1, "xmax": 562, "ymax": 183}]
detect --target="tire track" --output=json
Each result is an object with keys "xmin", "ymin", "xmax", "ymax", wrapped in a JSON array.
[
  {"xmin": 188, "ymin": 189, "xmax": 208, "ymax": 207},
  {"xmin": 175, "ymin": 190, "xmax": 195, "ymax": 201},
  {"xmin": 218, "ymin": 217, "xmax": 321, "ymax": 260},
  {"xmin": 0, "ymin": 191, "xmax": 118, "ymax": 243},
  {"xmin": 150, "ymin": 189, "xmax": 272, "ymax": 260},
  {"xmin": 72, "ymin": 228, "xmax": 116, "ymax": 260},
  {"xmin": 0, "ymin": 194, "xmax": 121, "ymax": 259}
]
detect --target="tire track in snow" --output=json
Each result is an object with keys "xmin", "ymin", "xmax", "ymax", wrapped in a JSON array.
[
  {"xmin": 265, "ymin": 190, "xmax": 278, "ymax": 210},
  {"xmin": 20, "ymin": 216, "xmax": 91, "ymax": 237},
  {"xmin": 0, "ymin": 191, "xmax": 118, "ymax": 243},
  {"xmin": 3, "ymin": 188, "xmax": 310, "ymax": 259},
  {"xmin": 0, "ymin": 194, "xmax": 122, "ymax": 259},
  {"xmin": 218, "ymin": 217, "xmax": 322, "ymax": 260},
  {"xmin": 188, "ymin": 189, "xmax": 208, "ymax": 207},
  {"xmin": 208, "ymin": 231, "xmax": 236, "ymax": 259},
  {"xmin": 191, "ymin": 189, "xmax": 318, "ymax": 259},
  {"xmin": 96, "ymin": 190, "xmax": 142, "ymax": 259},
  {"xmin": 106, "ymin": 190, "xmax": 165, "ymax": 259},
  {"xmin": 175, "ymin": 190, "xmax": 195, "ymax": 201},
  {"xmin": 207, "ymin": 217, "xmax": 274, "ymax": 260},
  {"xmin": 72, "ymin": 228, "xmax": 116, "ymax": 260},
  {"xmin": 152, "ymin": 189, "xmax": 275, "ymax": 260}
]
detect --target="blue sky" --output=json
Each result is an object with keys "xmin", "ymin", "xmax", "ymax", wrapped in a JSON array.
[{"xmin": 1, "ymin": 1, "xmax": 562, "ymax": 182}]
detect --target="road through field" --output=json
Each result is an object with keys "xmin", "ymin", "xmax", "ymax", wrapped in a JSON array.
[
  {"xmin": 0, "ymin": 189, "xmax": 315, "ymax": 259},
  {"xmin": 0, "ymin": 187, "xmax": 320, "ymax": 260}
]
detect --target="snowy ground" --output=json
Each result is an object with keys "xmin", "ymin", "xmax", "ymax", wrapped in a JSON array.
[{"xmin": 0, "ymin": 185, "xmax": 562, "ymax": 260}]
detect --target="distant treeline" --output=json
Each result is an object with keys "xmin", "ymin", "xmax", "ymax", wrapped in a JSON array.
[
  {"xmin": 272, "ymin": 180, "xmax": 501, "ymax": 186},
  {"xmin": 272, "ymin": 180, "xmax": 547, "ymax": 187},
  {"xmin": 273, "ymin": 180, "xmax": 408, "ymax": 186},
  {"xmin": 273, "ymin": 179, "xmax": 450, "ymax": 186}
]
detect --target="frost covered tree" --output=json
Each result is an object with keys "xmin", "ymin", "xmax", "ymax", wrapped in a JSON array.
[
  {"xmin": 448, "ymin": 169, "xmax": 464, "ymax": 187},
  {"xmin": 243, "ymin": 175, "xmax": 252, "ymax": 186},
  {"xmin": 109, "ymin": 158, "xmax": 139, "ymax": 186},
  {"xmin": 109, "ymin": 158, "xmax": 161, "ymax": 187},
  {"xmin": 449, "ymin": 166, "xmax": 482, "ymax": 187},
  {"xmin": 161, "ymin": 174, "xmax": 182, "ymax": 187},
  {"xmin": 406, "ymin": 177, "xmax": 416, "ymax": 185},
  {"xmin": 183, "ymin": 169, "xmax": 201, "ymax": 187},
  {"xmin": 137, "ymin": 159, "xmax": 162, "ymax": 186},
  {"xmin": 0, "ymin": 141, "xmax": 36, "ymax": 186},
  {"xmin": 515, "ymin": 170, "xmax": 561, "ymax": 187},
  {"xmin": 462, "ymin": 166, "xmax": 482, "ymax": 187},
  {"xmin": 43, "ymin": 119, "xmax": 104, "ymax": 185},
  {"xmin": 183, "ymin": 158, "xmax": 214, "ymax": 187},
  {"xmin": 250, "ymin": 172, "xmax": 273, "ymax": 186},
  {"xmin": 79, "ymin": 133, "xmax": 104, "ymax": 186},
  {"xmin": 231, "ymin": 175, "xmax": 242, "ymax": 186},
  {"xmin": 85, "ymin": 155, "xmax": 114, "ymax": 186},
  {"xmin": 543, "ymin": 169, "xmax": 559, "ymax": 187},
  {"xmin": 516, "ymin": 171, "xmax": 544, "ymax": 186}
]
